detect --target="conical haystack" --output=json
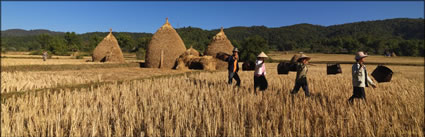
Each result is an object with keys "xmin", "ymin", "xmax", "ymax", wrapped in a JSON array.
[
  {"xmin": 92, "ymin": 29, "xmax": 125, "ymax": 62},
  {"xmin": 205, "ymin": 27, "xmax": 235, "ymax": 70},
  {"xmin": 205, "ymin": 27, "xmax": 234, "ymax": 56},
  {"xmin": 182, "ymin": 46, "xmax": 200, "ymax": 57},
  {"xmin": 145, "ymin": 18, "xmax": 187, "ymax": 68}
]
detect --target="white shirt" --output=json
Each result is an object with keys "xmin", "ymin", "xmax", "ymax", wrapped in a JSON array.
[
  {"xmin": 254, "ymin": 60, "xmax": 266, "ymax": 76},
  {"xmin": 352, "ymin": 63, "xmax": 375, "ymax": 87}
]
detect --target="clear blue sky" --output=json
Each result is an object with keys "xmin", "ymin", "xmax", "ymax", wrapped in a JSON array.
[{"xmin": 1, "ymin": 1, "xmax": 423, "ymax": 34}]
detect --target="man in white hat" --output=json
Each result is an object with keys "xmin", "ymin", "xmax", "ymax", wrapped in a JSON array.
[
  {"xmin": 349, "ymin": 51, "xmax": 377, "ymax": 103},
  {"xmin": 290, "ymin": 54, "xmax": 311, "ymax": 97},
  {"xmin": 227, "ymin": 48, "xmax": 241, "ymax": 87},
  {"xmin": 254, "ymin": 51, "xmax": 268, "ymax": 93}
]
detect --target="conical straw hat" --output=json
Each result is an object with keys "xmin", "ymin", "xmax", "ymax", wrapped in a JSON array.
[
  {"xmin": 297, "ymin": 54, "xmax": 311, "ymax": 61},
  {"xmin": 257, "ymin": 52, "xmax": 268, "ymax": 58}
]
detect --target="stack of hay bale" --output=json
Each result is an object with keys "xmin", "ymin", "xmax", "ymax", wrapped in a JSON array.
[
  {"xmin": 92, "ymin": 29, "xmax": 125, "ymax": 62},
  {"xmin": 145, "ymin": 18, "xmax": 187, "ymax": 69},
  {"xmin": 176, "ymin": 47, "xmax": 216, "ymax": 71},
  {"xmin": 204, "ymin": 27, "xmax": 235, "ymax": 70}
]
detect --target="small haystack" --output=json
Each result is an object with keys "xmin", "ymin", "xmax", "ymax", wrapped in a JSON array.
[
  {"xmin": 181, "ymin": 46, "xmax": 200, "ymax": 57},
  {"xmin": 92, "ymin": 29, "xmax": 125, "ymax": 62},
  {"xmin": 205, "ymin": 27, "xmax": 234, "ymax": 56},
  {"xmin": 176, "ymin": 54, "xmax": 216, "ymax": 71},
  {"xmin": 145, "ymin": 18, "xmax": 187, "ymax": 69}
]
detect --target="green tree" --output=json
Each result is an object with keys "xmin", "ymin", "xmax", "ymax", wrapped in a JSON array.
[
  {"xmin": 239, "ymin": 35, "xmax": 269, "ymax": 62},
  {"xmin": 85, "ymin": 34, "xmax": 102, "ymax": 53},
  {"xmin": 51, "ymin": 36, "xmax": 68, "ymax": 55},
  {"xmin": 37, "ymin": 34, "xmax": 54, "ymax": 51},
  {"xmin": 64, "ymin": 32, "xmax": 81, "ymax": 52},
  {"xmin": 116, "ymin": 33, "xmax": 135, "ymax": 52},
  {"xmin": 135, "ymin": 37, "xmax": 151, "ymax": 52}
]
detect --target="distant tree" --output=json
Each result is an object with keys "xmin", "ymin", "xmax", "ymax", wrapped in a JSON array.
[
  {"xmin": 64, "ymin": 32, "xmax": 81, "ymax": 52},
  {"xmin": 84, "ymin": 34, "xmax": 102, "ymax": 53},
  {"xmin": 116, "ymin": 33, "xmax": 135, "ymax": 52},
  {"xmin": 135, "ymin": 37, "xmax": 151, "ymax": 52},
  {"xmin": 37, "ymin": 34, "xmax": 54, "ymax": 51},
  {"xmin": 239, "ymin": 35, "xmax": 269, "ymax": 62}
]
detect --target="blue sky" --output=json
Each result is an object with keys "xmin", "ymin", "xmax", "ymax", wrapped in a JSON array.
[{"xmin": 1, "ymin": 1, "xmax": 424, "ymax": 34}]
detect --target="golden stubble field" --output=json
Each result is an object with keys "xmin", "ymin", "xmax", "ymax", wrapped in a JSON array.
[{"xmin": 1, "ymin": 54, "xmax": 424, "ymax": 137}]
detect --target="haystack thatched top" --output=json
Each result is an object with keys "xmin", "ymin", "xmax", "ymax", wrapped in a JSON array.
[
  {"xmin": 213, "ymin": 27, "xmax": 228, "ymax": 41},
  {"xmin": 159, "ymin": 17, "xmax": 174, "ymax": 31},
  {"xmin": 105, "ymin": 29, "xmax": 116, "ymax": 40}
]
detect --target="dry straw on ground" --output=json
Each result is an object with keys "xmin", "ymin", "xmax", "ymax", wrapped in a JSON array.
[
  {"xmin": 2, "ymin": 64, "xmax": 423, "ymax": 136},
  {"xmin": 145, "ymin": 18, "xmax": 187, "ymax": 69},
  {"xmin": 92, "ymin": 29, "xmax": 125, "ymax": 62}
]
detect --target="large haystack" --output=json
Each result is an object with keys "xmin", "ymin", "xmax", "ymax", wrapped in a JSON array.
[
  {"xmin": 145, "ymin": 18, "xmax": 187, "ymax": 69},
  {"xmin": 92, "ymin": 29, "xmax": 125, "ymax": 62},
  {"xmin": 205, "ymin": 27, "xmax": 235, "ymax": 70},
  {"xmin": 205, "ymin": 27, "xmax": 234, "ymax": 56}
]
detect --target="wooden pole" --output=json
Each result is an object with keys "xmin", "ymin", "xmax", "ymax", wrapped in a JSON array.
[{"xmin": 160, "ymin": 50, "xmax": 164, "ymax": 68}]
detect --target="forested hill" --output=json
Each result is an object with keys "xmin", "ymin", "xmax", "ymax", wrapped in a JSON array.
[
  {"xmin": 1, "ymin": 18, "xmax": 424, "ymax": 56},
  {"xmin": 1, "ymin": 29, "xmax": 65, "ymax": 37}
]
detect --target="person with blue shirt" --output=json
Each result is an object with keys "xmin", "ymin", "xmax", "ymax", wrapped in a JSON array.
[{"xmin": 228, "ymin": 48, "xmax": 241, "ymax": 87}]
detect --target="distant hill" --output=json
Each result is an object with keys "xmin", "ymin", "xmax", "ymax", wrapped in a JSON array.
[
  {"xmin": 1, "ymin": 18, "xmax": 424, "ymax": 56},
  {"xmin": 1, "ymin": 29, "xmax": 64, "ymax": 37}
]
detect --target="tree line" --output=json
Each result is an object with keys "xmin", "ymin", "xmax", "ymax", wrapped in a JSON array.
[{"xmin": 1, "ymin": 18, "xmax": 424, "ymax": 58}]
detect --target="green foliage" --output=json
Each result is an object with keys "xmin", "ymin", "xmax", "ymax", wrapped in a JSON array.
[
  {"xmin": 135, "ymin": 37, "xmax": 151, "ymax": 52},
  {"xmin": 35, "ymin": 34, "xmax": 69, "ymax": 55},
  {"xmin": 1, "ymin": 18, "xmax": 423, "ymax": 56},
  {"xmin": 84, "ymin": 34, "xmax": 102, "ymax": 53},
  {"xmin": 239, "ymin": 35, "xmax": 269, "ymax": 62},
  {"xmin": 75, "ymin": 55, "xmax": 84, "ymax": 59},
  {"xmin": 136, "ymin": 48, "xmax": 146, "ymax": 60},
  {"xmin": 177, "ymin": 26, "xmax": 212, "ymax": 54},
  {"xmin": 116, "ymin": 33, "xmax": 136, "ymax": 52},
  {"xmin": 64, "ymin": 32, "xmax": 81, "ymax": 52}
]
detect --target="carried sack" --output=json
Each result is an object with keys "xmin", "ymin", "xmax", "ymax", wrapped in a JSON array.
[
  {"xmin": 327, "ymin": 64, "xmax": 342, "ymax": 75},
  {"xmin": 277, "ymin": 62, "xmax": 290, "ymax": 74},
  {"xmin": 371, "ymin": 65, "xmax": 393, "ymax": 83},
  {"xmin": 242, "ymin": 61, "xmax": 255, "ymax": 71},
  {"xmin": 216, "ymin": 52, "xmax": 231, "ymax": 61}
]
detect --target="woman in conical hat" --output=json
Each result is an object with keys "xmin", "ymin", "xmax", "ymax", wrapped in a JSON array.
[
  {"xmin": 290, "ymin": 54, "xmax": 311, "ymax": 97},
  {"xmin": 254, "ymin": 51, "xmax": 268, "ymax": 93}
]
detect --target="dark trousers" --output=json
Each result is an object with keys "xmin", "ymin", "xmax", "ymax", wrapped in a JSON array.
[
  {"xmin": 254, "ymin": 75, "xmax": 268, "ymax": 92},
  {"xmin": 291, "ymin": 79, "xmax": 310, "ymax": 97},
  {"xmin": 348, "ymin": 87, "xmax": 366, "ymax": 103},
  {"xmin": 228, "ymin": 71, "xmax": 241, "ymax": 86}
]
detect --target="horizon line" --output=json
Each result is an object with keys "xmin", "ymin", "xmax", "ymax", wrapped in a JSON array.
[{"xmin": 1, "ymin": 17, "xmax": 423, "ymax": 34}]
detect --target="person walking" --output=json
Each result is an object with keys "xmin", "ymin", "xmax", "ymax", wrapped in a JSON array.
[
  {"xmin": 42, "ymin": 51, "xmax": 48, "ymax": 61},
  {"xmin": 348, "ymin": 51, "xmax": 377, "ymax": 103},
  {"xmin": 228, "ymin": 48, "xmax": 241, "ymax": 87},
  {"xmin": 290, "ymin": 54, "xmax": 311, "ymax": 97},
  {"xmin": 254, "ymin": 52, "xmax": 268, "ymax": 93}
]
